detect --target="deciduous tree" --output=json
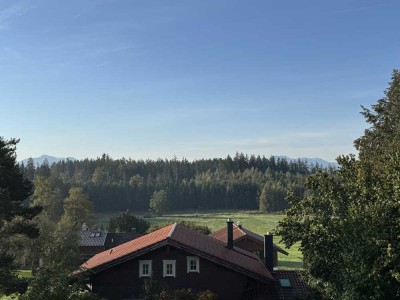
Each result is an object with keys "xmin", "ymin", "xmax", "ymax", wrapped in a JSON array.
[
  {"xmin": 109, "ymin": 210, "xmax": 149, "ymax": 233},
  {"xmin": 277, "ymin": 70, "xmax": 400, "ymax": 299},
  {"xmin": 149, "ymin": 190, "xmax": 168, "ymax": 216}
]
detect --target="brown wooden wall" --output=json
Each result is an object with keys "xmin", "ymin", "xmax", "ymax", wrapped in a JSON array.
[{"xmin": 91, "ymin": 245, "xmax": 269, "ymax": 300}]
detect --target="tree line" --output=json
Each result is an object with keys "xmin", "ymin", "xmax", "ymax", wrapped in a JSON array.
[{"xmin": 19, "ymin": 153, "xmax": 328, "ymax": 213}]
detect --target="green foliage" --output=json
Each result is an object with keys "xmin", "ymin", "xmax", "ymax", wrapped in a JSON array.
[
  {"xmin": 143, "ymin": 279, "xmax": 217, "ymax": 300},
  {"xmin": 0, "ymin": 137, "xmax": 40, "ymax": 295},
  {"xmin": 44, "ymin": 188, "xmax": 95, "ymax": 270},
  {"xmin": 277, "ymin": 70, "xmax": 400, "ymax": 299},
  {"xmin": 21, "ymin": 268, "xmax": 71, "ymax": 300},
  {"xmin": 19, "ymin": 153, "xmax": 317, "ymax": 213},
  {"xmin": 259, "ymin": 181, "xmax": 287, "ymax": 212},
  {"xmin": 16, "ymin": 174, "xmax": 68, "ymax": 271},
  {"xmin": 21, "ymin": 268, "xmax": 103, "ymax": 300},
  {"xmin": 19, "ymin": 185, "xmax": 95, "ymax": 273},
  {"xmin": 62, "ymin": 188, "xmax": 96, "ymax": 228},
  {"xmin": 0, "ymin": 294, "xmax": 21, "ymax": 300},
  {"xmin": 258, "ymin": 184, "xmax": 269, "ymax": 212},
  {"xmin": 149, "ymin": 190, "xmax": 169, "ymax": 216},
  {"xmin": 33, "ymin": 175, "xmax": 65, "ymax": 222},
  {"xmin": 108, "ymin": 210, "xmax": 149, "ymax": 233},
  {"xmin": 158, "ymin": 289, "xmax": 218, "ymax": 300}
]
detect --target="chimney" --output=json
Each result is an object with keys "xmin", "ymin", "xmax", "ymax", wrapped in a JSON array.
[
  {"xmin": 264, "ymin": 233, "xmax": 274, "ymax": 272},
  {"xmin": 227, "ymin": 218, "xmax": 234, "ymax": 249},
  {"xmin": 81, "ymin": 223, "xmax": 88, "ymax": 231}
]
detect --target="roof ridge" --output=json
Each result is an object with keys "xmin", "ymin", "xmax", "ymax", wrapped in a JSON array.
[
  {"xmin": 173, "ymin": 224, "xmax": 261, "ymax": 261},
  {"xmin": 236, "ymin": 224, "xmax": 246, "ymax": 235},
  {"xmin": 168, "ymin": 223, "xmax": 177, "ymax": 238}
]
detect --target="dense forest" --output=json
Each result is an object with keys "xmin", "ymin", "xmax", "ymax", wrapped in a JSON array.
[{"xmin": 19, "ymin": 153, "xmax": 329, "ymax": 213}]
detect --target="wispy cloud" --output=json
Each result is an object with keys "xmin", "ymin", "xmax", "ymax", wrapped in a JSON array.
[{"xmin": 0, "ymin": 2, "xmax": 27, "ymax": 30}]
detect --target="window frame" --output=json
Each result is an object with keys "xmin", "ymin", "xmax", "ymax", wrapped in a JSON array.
[
  {"xmin": 163, "ymin": 260, "xmax": 176, "ymax": 278},
  {"xmin": 139, "ymin": 260, "xmax": 152, "ymax": 278},
  {"xmin": 186, "ymin": 256, "xmax": 200, "ymax": 273}
]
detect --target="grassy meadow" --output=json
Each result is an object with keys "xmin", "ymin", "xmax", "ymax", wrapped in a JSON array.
[{"xmin": 97, "ymin": 210, "xmax": 303, "ymax": 270}]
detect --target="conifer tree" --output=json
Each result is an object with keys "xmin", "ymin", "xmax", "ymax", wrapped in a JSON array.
[{"xmin": 0, "ymin": 137, "xmax": 41, "ymax": 295}]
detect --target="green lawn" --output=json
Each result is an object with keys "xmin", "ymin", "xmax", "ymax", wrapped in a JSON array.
[
  {"xmin": 97, "ymin": 210, "xmax": 303, "ymax": 270},
  {"xmin": 16, "ymin": 270, "xmax": 32, "ymax": 279}
]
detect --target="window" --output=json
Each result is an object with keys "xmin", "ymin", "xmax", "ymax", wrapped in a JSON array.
[
  {"xmin": 279, "ymin": 278, "xmax": 292, "ymax": 287},
  {"xmin": 186, "ymin": 256, "xmax": 200, "ymax": 273},
  {"xmin": 163, "ymin": 260, "xmax": 176, "ymax": 277},
  {"xmin": 139, "ymin": 260, "xmax": 152, "ymax": 277}
]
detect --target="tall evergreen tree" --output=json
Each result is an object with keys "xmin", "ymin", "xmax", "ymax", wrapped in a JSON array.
[{"xmin": 0, "ymin": 137, "xmax": 41, "ymax": 295}]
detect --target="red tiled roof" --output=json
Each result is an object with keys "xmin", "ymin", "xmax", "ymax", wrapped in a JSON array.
[
  {"xmin": 209, "ymin": 224, "xmax": 289, "ymax": 255},
  {"xmin": 79, "ymin": 223, "xmax": 272, "ymax": 281},
  {"xmin": 81, "ymin": 224, "xmax": 173, "ymax": 271},
  {"xmin": 170, "ymin": 224, "xmax": 272, "ymax": 280}
]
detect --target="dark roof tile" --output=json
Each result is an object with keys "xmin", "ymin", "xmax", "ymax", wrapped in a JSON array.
[
  {"xmin": 79, "ymin": 230, "xmax": 107, "ymax": 247},
  {"xmin": 272, "ymin": 270, "xmax": 310, "ymax": 299}
]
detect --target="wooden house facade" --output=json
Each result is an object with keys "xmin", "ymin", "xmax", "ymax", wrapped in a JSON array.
[
  {"xmin": 79, "ymin": 222, "xmax": 275, "ymax": 300},
  {"xmin": 78, "ymin": 221, "xmax": 309, "ymax": 300}
]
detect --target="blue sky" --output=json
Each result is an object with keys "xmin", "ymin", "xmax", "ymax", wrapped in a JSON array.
[{"xmin": 1, "ymin": 0, "xmax": 399, "ymax": 162}]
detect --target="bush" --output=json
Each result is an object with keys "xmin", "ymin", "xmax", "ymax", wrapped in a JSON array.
[
  {"xmin": 20, "ymin": 268, "xmax": 103, "ymax": 300},
  {"xmin": 143, "ymin": 279, "xmax": 217, "ymax": 300},
  {"xmin": 0, "ymin": 294, "xmax": 21, "ymax": 300}
]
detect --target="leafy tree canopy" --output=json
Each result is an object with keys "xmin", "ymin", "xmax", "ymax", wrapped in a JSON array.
[
  {"xmin": 277, "ymin": 70, "xmax": 400, "ymax": 299},
  {"xmin": 149, "ymin": 190, "xmax": 169, "ymax": 216},
  {"xmin": 109, "ymin": 210, "xmax": 150, "ymax": 233}
]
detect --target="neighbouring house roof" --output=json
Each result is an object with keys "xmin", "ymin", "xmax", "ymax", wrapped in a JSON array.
[
  {"xmin": 79, "ymin": 223, "xmax": 273, "ymax": 282},
  {"xmin": 79, "ymin": 230, "xmax": 108, "ymax": 247},
  {"xmin": 209, "ymin": 224, "xmax": 289, "ymax": 255},
  {"xmin": 79, "ymin": 230, "xmax": 142, "ymax": 249},
  {"xmin": 104, "ymin": 232, "xmax": 142, "ymax": 249},
  {"xmin": 272, "ymin": 270, "xmax": 310, "ymax": 299}
]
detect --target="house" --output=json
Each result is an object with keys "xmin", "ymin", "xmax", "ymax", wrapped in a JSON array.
[
  {"xmin": 77, "ymin": 220, "xmax": 309, "ymax": 300},
  {"xmin": 78, "ymin": 220, "xmax": 277, "ymax": 300},
  {"xmin": 79, "ymin": 224, "xmax": 142, "ymax": 262},
  {"xmin": 79, "ymin": 228, "xmax": 108, "ymax": 262},
  {"xmin": 209, "ymin": 222, "xmax": 289, "ymax": 267}
]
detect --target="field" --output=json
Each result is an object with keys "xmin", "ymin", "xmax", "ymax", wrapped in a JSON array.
[{"xmin": 97, "ymin": 210, "xmax": 303, "ymax": 270}]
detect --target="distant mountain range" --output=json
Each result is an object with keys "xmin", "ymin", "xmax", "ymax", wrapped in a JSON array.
[
  {"xmin": 277, "ymin": 156, "xmax": 338, "ymax": 168},
  {"xmin": 20, "ymin": 154, "xmax": 337, "ymax": 168},
  {"xmin": 20, "ymin": 155, "xmax": 76, "ymax": 166}
]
